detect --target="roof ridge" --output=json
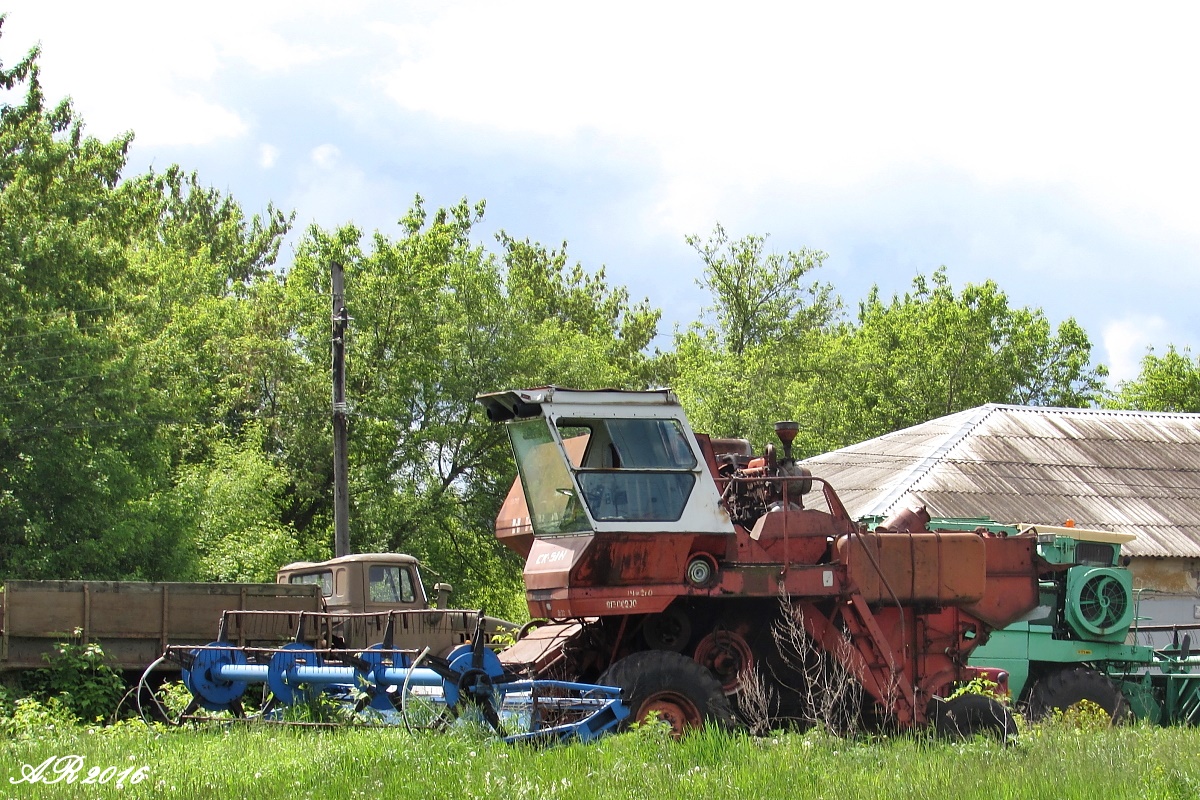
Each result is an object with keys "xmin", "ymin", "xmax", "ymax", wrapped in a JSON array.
[
  {"xmin": 860, "ymin": 404, "xmax": 1000, "ymax": 517},
  {"xmin": 989, "ymin": 404, "xmax": 1200, "ymax": 420}
]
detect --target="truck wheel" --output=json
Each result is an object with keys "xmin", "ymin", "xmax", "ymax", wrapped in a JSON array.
[
  {"xmin": 599, "ymin": 650, "xmax": 734, "ymax": 737},
  {"xmin": 1027, "ymin": 667, "xmax": 1130, "ymax": 723},
  {"xmin": 932, "ymin": 694, "xmax": 1017, "ymax": 739}
]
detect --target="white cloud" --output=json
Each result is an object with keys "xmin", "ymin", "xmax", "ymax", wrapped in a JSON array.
[
  {"xmin": 371, "ymin": 2, "xmax": 1200, "ymax": 247},
  {"xmin": 1103, "ymin": 316, "xmax": 1171, "ymax": 385},
  {"xmin": 2, "ymin": 0, "xmax": 353, "ymax": 148},
  {"xmin": 12, "ymin": 0, "xmax": 1200, "ymax": 243},
  {"xmin": 117, "ymin": 93, "xmax": 249, "ymax": 148},
  {"xmin": 222, "ymin": 28, "xmax": 345, "ymax": 73},
  {"xmin": 311, "ymin": 144, "xmax": 342, "ymax": 170},
  {"xmin": 6, "ymin": 0, "xmax": 1200, "ymax": 355},
  {"xmin": 259, "ymin": 144, "xmax": 281, "ymax": 169}
]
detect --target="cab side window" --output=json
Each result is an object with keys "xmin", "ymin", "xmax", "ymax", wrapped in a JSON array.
[
  {"xmin": 369, "ymin": 565, "xmax": 416, "ymax": 603},
  {"xmin": 289, "ymin": 570, "xmax": 333, "ymax": 597}
]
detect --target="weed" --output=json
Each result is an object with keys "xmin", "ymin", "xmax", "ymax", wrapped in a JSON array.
[
  {"xmin": 1040, "ymin": 698, "xmax": 1113, "ymax": 733},
  {"xmin": 154, "ymin": 680, "xmax": 195, "ymax": 719},
  {"xmin": 627, "ymin": 709, "xmax": 674, "ymax": 740},
  {"xmin": 0, "ymin": 695, "xmax": 80, "ymax": 740},
  {"xmin": 947, "ymin": 675, "xmax": 1007, "ymax": 703},
  {"xmin": 767, "ymin": 595, "xmax": 864, "ymax": 735}
]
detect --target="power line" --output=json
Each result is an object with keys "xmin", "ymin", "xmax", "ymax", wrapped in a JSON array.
[
  {"xmin": 0, "ymin": 408, "xmax": 331, "ymax": 435},
  {"xmin": 2, "ymin": 305, "xmax": 117, "ymax": 324},
  {"xmin": 2, "ymin": 319, "xmax": 115, "ymax": 340}
]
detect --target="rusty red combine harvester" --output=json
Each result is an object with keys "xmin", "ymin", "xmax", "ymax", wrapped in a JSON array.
[{"xmin": 479, "ymin": 387, "xmax": 1055, "ymax": 735}]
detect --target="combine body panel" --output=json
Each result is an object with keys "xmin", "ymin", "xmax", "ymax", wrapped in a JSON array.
[{"xmin": 478, "ymin": 387, "xmax": 1068, "ymax": 733}]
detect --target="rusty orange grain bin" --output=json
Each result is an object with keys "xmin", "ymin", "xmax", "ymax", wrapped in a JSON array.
[
  {"xmin": 960, "ymin": 534, "xmax": 1040, "ymax": 630},
  {"xmin": 835, "ymin": 532, "xmax": 986, "ymax": 605}
]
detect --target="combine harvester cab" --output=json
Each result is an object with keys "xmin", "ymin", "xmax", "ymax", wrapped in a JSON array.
[{"xmin": 478, "ymin": 387, "xmax": 1062, "ymax": 736}]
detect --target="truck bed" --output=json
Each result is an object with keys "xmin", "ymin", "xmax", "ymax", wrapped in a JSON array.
[{"xmin": 0, "ymin": 580, "xmax": 323, "ymax": 672}]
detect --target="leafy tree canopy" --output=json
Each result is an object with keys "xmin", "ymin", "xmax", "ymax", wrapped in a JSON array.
[
  {"xmin": 1107, "ymin": 346, "xmax": 1200, "ymax": 413},
  {"xmin": 671, "ymin": 230, "xmax": 1108, "ymax": 459},
  {"xmin": 823, "ymin": 267, "xmax": 1108, "ymax": 446},
  {"xmin": 0, "ymin": 25, "xmax": 295, "ymax": 579}
]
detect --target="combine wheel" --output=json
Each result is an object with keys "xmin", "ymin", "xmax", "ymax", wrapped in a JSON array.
[
  {"xmin": 1026, "ymin": 667, "xmax": 1130, "ymax": 723},
  {"xmin": 693, "ymin": 630, "xmax": 754, "ymax": 695},
  {"xmin": 932, "ymin": 694, "xmax": 1017, "ymax": 740},
  {"xmin": 641, "ymin": 608, "xmax": 692, "ymax": 652},
  {"xmin": 598, "ymin": 650, "xmax": 734, "ymax": 737}
]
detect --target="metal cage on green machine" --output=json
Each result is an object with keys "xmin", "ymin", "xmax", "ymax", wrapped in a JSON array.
[{"xmin": 1063, "ymin": 566, "xmax": 1134, "ymax": 643}]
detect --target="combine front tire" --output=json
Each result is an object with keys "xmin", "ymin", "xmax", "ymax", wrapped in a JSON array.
[
  {"xmin": 1026, "ymin": 667, "xmax": 1130, "ymax": 723},
  {"xmin": 932, "ymin": 694, "xmax": 1017, "ymax": 739},
  {"xmin": 599, "ymin": 650, "xmax": 734, "ymax": 737}
]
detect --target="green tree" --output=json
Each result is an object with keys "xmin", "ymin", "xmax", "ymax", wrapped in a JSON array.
[
  {"xmin": 175, "ymin": 425, "xmax": 312, "ymax": 582},
  {"xmin": 670, "ymin": 225, "xmax": 841, "ymax": 451},
  {"xmin": 686, "ymin": 224, "xmax": 837, "ymax": 356},
  {"xmin": 0, "ymin": 29, "xmax": 173, "ymax": 578},
  {"xmin": 671, "ymin": 225, "xmax": 1108, "ymax": 458},
  {"xmin": 817, "ymin": 268, "xmax": 1107, "ymax": 448},
  {"xmin": 112, "ymin": 168, "xmax": 302, "ymax": 575},
  {"xmin": 1108, "ymin": 346, "xmax": 1200, "ymax": 412},
  {"xmin": 0, "ymin": 21, "xmax": 298, "ymax": 579}
]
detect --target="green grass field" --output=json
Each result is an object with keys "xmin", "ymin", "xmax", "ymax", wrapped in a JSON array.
[{"xmin": 3, "ymin": 717, "xmax": 1199, "ymax": 800}]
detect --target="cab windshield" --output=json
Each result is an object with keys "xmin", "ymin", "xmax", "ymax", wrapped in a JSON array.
[
  {"xmin": 508, "ymin": 419, "xmax": 591, "ymax": 535},
  {"xmin": 509, "ymin": 415, "xmax": 701, "ymax": 533}
]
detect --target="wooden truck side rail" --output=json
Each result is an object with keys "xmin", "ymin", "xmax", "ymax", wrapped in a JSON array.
[{"xmin": 0, "ymin": 580, "xmax": 323, "ymax": 672}]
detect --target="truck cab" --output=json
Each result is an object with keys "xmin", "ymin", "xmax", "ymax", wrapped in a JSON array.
[
  {"xmin": 276, "ymin": 552, "xmax": 452, "ymax": 613},
  {"xmin": 271, "ymin": 553, "xmax": 514, "ymax": 656}
]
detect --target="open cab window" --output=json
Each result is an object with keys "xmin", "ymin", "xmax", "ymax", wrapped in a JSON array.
[{"xmin": 508, "ymin": 419, "xmax": 592, "ymax": 535}]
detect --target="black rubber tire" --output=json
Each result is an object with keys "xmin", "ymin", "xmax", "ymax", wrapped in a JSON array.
[
  {"xmin": 1026, "ymin": 667, "xmax": 1130, "ymax": 723},
  {"xmin": 598, "ymin": 650, "xmax": 735, "ymax": 735},
  {"xmin": 932, "ymin": 694, "xmax": 1018, "ymax": 739}
]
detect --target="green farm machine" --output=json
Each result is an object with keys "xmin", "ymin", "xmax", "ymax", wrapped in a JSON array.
[{"xmin": 866, "ymin": 514, "xmax": 1200, "ymax": 725}]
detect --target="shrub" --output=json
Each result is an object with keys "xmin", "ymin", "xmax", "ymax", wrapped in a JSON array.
[{"xmin": 20, "ymin": 631, "xmax": 127, "ymax": 723}]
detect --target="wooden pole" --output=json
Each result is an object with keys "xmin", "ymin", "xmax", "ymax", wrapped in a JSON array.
[{"xmin": 332, "ymin": 262, "xmax": 350, "ymax": 558}]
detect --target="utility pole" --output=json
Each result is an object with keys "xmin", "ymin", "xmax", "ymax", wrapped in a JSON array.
[{"xmin": 331, "ymin": 262, "xmax": 351, "ymax": 558}]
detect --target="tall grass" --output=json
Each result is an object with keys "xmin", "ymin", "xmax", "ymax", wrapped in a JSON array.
[{"xmin": 2, "ymin": 718, "xmax": 1198, "ymax": 799}]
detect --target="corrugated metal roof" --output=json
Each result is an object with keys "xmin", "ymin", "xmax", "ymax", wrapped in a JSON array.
[{"xmin": 802, "ymin": 404, "xmax": 1200, "ymax": 558}]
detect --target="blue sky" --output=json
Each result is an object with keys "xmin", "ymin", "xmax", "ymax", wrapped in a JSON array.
[{"xmin": 5, "ymin": 1, "xmax": 1199, "ymax": 384}]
